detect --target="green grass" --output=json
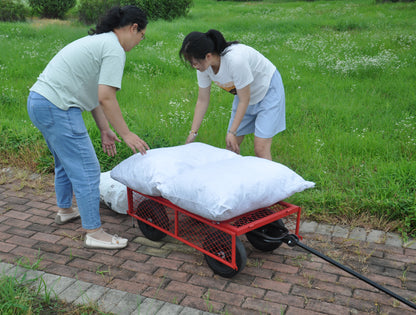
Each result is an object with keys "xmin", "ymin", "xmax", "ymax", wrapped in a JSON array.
[
  {"xmin": 0, "ymin": 260, "xmax": 113, "ymax": 314},
  {"xmin": 0, "ymin": 274, "xmax": 111, "ymax": 314},
  {"xmin": 1, "ymin": 0, "xmax": 416, "ymax": 237}
]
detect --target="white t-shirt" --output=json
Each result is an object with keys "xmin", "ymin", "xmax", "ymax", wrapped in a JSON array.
[
  {"xmin": 197, "ymin": 44, "xmax": 276, "ymax": 105},
  {"xmin": 30, "ymin": 32, "xmax": 125, "ymax": 111}
]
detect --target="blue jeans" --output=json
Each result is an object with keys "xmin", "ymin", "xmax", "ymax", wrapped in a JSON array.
[{"xmin": 27, "ymin": 91, "xmax": 101, "ymax": 230}]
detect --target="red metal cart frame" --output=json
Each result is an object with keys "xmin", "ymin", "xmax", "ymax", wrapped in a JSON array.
[{"xmin": 127, "ymin": 187, "xmax": 302, "ymax": 276}]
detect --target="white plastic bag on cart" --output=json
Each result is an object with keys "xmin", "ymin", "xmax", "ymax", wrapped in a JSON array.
[
  {"xmin": 110, "ymin": 142, "xmax": 240, "ymax": 196},
  {"xmin": 159, "ymin": 156, "xmax": 315, "ymax": 221},
  {"xmin": 99, "ymin": 171, "xmax": 128, "ymax": 214},
  {"xmin": 110, "ymin": 142, "xmax": 315, "ymax": 221}
]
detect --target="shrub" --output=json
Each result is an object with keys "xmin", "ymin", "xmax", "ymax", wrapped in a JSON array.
[
  {"xmin": 0, "ymin": 0, "xmax": 28, "ymax": 22},
  {"xmin": 28, "ymin": 0, "xmax": 76, "ymax": 19},
  {"xmin": 121, "ymin": 0, "xmax": 193, "ymax": 21},
  {"xmin": 78, "ymin": 0, "xmax": 120, "ymax": 25}
]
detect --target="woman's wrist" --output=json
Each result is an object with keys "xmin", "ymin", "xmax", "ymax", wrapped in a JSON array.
[
  {"xmin": 228, "ymin": 130, "xmax": 237, "ymax": 136},
  {"xmin": 189, "ymin": 129, "xmax": 198, "ymax": 137}
]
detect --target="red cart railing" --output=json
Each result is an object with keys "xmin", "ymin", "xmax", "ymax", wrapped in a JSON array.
[{"xmin": 127, "ymin": 187, "xmax": 302, "ymax": 277}]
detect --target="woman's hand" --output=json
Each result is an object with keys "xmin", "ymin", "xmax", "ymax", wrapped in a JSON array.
[
  {"xmin": 185, "ymin": 87, "xmax": 210, "ymax": 144},
  {"xmin": 185, "ymin": 131, "xmax": 198, "ymax": 144},
  {"xmin": 225, "ymin": 85, "xmax": 249, "ymax": 155},
  {"xmin": 97, "ymin": 85, "xmax": 149, "ymax": 155},
  {"xmin": 122, "ymin": 132, "xmax": 149, "ymax": 155},
  {"xmin": 226, "ymin": 132, "xmax": 240, "ymax": 154},
  {"xmin": 101, "ymin": 129, "xmax": 122, "ymax": 157}
]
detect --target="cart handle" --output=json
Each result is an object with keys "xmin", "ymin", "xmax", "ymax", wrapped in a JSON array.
[{"xmin": 282, "ymin": 234, "xmax": 416, "ymax": 310}]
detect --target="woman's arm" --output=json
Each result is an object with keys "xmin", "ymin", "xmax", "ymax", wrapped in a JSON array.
[
  {"xmin": 98, "ymin": 84, "xmax": 149, "ymax": 155},
  {"xmin": 91, "ymin": 105, "xmax": 121, "ymax": 157},
  {"xmin": 226, "ymin": 84, "xmax": 250, "ymax": 153},
  {"xmin": 186, "ymin": 86, "xmax": 211, "ymax": 144}
]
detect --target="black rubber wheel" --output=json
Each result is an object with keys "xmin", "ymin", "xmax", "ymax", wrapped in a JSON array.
[
  {"xmin": 136, "ymin": 199, "xmax": 169, "ymax": 241},
  {"xmin": 203, "ymin": 232, "xmax": 247, "ymax": 278},
  {"xmin": 246, "ymin": 219, "xmax": 287, "ymax": 251}
]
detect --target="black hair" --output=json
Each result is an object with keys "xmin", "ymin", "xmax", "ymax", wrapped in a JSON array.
[
  {"xmin": 179, "ymin": 29, "xmax": 238, "ymax": 64},
  {"xmin": 89, "ymin": 5, "xmax": 148, "ymax": 35}
]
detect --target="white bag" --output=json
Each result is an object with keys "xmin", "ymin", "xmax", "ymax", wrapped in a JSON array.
[
  {"xmin": 110, "ymin": 142, "xmax": 240, "ymax": 196},
  {"xmin": 159, "ymin": 156, "xmax": 315, "ymax": 221},
  {"xmin": 99, "ymin": 171, "xmax": 128, "ymax": 214},
  {"xmin": 110, "ymin": 143, "xmax": 315, "ymax": 221}
]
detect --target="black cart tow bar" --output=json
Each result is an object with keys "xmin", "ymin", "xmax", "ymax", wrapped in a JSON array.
[{"xmin": 251, "ymin": 230, "xmax": 416, "ymax": 310}]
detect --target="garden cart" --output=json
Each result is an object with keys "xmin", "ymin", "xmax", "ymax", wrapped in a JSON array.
[
  {"xmin": 127, "ymin": 187, "xmax": 301, "ymax": 278},
  {"xmin": 126, "ymin": 187, "xmax": 416, "ymax": 310}
]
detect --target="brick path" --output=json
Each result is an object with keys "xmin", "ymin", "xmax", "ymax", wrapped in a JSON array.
[{"xmin": 1, "ymin": 167, "xmax": 416, "ymax": 314}]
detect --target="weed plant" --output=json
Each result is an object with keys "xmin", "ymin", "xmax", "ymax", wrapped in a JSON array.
[{"xmin": 0, "ymin": 0, "xmax": 415, "ymax": 236}]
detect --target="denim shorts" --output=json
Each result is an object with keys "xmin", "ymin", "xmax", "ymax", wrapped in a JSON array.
[{"xmin": 228, "ymin": 70, "xmax": 286, "ymax": 139}]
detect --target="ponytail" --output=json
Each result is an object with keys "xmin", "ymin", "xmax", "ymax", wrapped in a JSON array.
[
  {"xmin": 89, "ymin": 5, "xmax": 147, "ymax": 35},
  {"xmin": 205, "ymin": 29, "xmax": 238, "ymax": 55},
  {"xmin": 179, "ymin": 29, "xmax": 238, "ymax": 64}
]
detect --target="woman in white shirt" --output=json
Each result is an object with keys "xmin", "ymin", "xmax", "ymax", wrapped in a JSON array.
[
  {"xmin": 180, "ymin": 29, "xmax": 285, "ymax": 160},
  {"xmin": 27, "ymin": 5, "xmax": 149, "ymax": 249}
]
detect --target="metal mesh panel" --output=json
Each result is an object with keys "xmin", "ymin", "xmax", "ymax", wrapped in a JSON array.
[
  {"xmin": 177, "ymin": 215, "xmax": 233, "ymax": 263},
  {"xmin": 230, "ymin": 204, "xmax": 297, "ymax": 234},
  {"xmin": 177, "ymin": 213, "xmax": 212, "ymax": 247},
  {"xmin": 129, "ymin": 189, "xmax": 233, "ymax": 261},
  {"xmin": 202, "ymin": 230, "xmax": 233, "ymax": 263},
  {"xmin": 134, "ymin": 197, "xmax": 171, "ymax": 231},
  {"xmin": 128, "ymin": 188, "xmax": 300, "ymax": 268}
]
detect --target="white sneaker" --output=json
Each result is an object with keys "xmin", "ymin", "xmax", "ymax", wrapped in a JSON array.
[
  {"xmin": 55, "ymin": 208, "xmax": 80, "ymax": 225},
  {"xmin": 84, "ymin": 233, "xmax": 128, "ymax": 249}
]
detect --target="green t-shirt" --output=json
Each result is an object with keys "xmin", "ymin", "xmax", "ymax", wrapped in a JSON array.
[{"xmin": 30, "ymin": 32, "xmax": 125, "ymax": 111}]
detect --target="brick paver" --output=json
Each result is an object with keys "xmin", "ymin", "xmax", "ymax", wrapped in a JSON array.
[{"xmin": 1, "ymin": 167, "xmax": 416, "ymax": 314}]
